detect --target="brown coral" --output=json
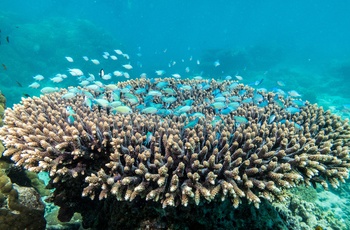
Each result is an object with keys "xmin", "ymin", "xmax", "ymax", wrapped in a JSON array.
[{"xmin": 0, "ymin": 78, "xmax": 349, "ymax": 213}]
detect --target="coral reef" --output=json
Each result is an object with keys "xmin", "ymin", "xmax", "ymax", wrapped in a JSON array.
[
  {"xmin": 0, "ymin": 78, "xmax": 349, "ymax": 228},
  {"xmin": 0, "ymin": 92, "xmax": 46, "ymax": 230}
]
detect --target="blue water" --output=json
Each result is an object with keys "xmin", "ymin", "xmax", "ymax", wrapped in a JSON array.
[{"xmin": 1, "ymin": 1, "xmax": 350, "ymax": 114}]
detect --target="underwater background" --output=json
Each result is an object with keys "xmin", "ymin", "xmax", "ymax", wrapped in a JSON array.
[{"xmin": 1, "ymin": 0, "xmax": 350, "ymax": 229}]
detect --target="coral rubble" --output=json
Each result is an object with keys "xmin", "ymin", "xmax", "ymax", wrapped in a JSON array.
[{"xmin": 0, "ymin": 78, "xmax": 349, "ymax": 228}]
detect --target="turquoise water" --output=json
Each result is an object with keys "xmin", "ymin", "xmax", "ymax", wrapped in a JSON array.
[{"xmin": 1, "ymin": 1, "xmax": 350, "ymax": 229}]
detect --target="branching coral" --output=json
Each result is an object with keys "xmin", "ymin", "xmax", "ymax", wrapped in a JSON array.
[{"xmin": 0, "ymin": 78, "xmax": 349, "ymax": 218}]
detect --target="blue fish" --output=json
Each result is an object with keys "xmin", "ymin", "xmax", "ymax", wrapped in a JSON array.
[
  {"xmin": 67, "ymin": 115, "xmax": 75, "ymax": 125},
  {"xmin": 286, "ymin": 107, "xmax": 300, "ymax": 114},
  {"xmin": 184, "ymin": 117, "xmax": 199, "ymax": 129},
  {"xmin": 144, "ymin": 132, "xmax": 153, "ymax": 146}
]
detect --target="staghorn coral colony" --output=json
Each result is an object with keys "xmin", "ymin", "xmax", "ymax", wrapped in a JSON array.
[{"xmin": 0, "ymin": 78, "xmax": 350, "ymax": 227}]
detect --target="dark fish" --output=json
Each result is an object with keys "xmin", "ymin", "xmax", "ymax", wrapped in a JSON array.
[
  {"xmin": 15, "ymin": 81, "xmax": 22, "ymax": 87},
  {"xmin": 6, "ymin": 36, "xmax": 9, "ymax": 43},
  {"xmin": 22, "ymin": 93, "xmax": 30, "ymax": 98},
  {"xmin": 99, "ymin": 68, "xmax": 104, "ymax": 78},
  {"xmin": 2, "ymin": 64, "xmax": 6, "ymax": 70}
]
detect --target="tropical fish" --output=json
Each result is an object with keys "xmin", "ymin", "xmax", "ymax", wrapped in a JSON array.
[
  {"xmin": 110, "ymin": 55, "xmax": 118, "ymax": 60},
  {"xmin": 211, "ymin": 102, "xmax": 226, "ymax": 110},
  {"xmin": 172, "ymin": 73, "xmax": 181, "ymax": 79},
  {"xmin": 99, "ymin": 69, "xmax": 104, "ymax": 78},
  {"xmin": 114, "ymin": 49, "xmax": 123, "ymax": 55},
  {"xmin": 122, "ymin": 64, "xmax": 133, "ymax": 70},
  {"xmin": 163, "ymin": 88, "xmax": 176, "ymax": 95},
  {"xmin": 33, "ymin": 74, "xmax": 44, "ymax": 81},
  {"xmin": 94, "ymin": 99, "xmax": 110, "ymax": 108},
  {"xmin": 67, "ymin": 115, "xmax": 75, "ymax": 125},
  {"xmin": 211, "ymin": 116, "xmax": 223, "ymax": 126},
  {"xmin": 234, "ymin": 116, "xmax": 248, "ymax": 124},
  {"xmin": 84, "ymin": 96, "xmax": 93, "ymax": 110},
  {"xmin": 51, "ymin": 76, "xmax": 64, "ymax": 83},
  {"xmin": 62, "ymin": 92, "xmax": 76, "ymax": 100},
  {"xmin": 113, "ymin": 71, "xmax": 123, "ymax": 77},
  {"xmin": 141, "ymin": 107, "xmax": 158, "ymax": 114},
  {"xmin": 113, "ymin": 105, "xmax": 132, "ymax": 114},
  {"xmin": 162, "ymin": 96, "xmax": 177, "ymax": 104},
  {"xmin": 148, "ymin": 90, "xmax": 162, "ymax": 97},
  {"xmin": 277, "ymin": 81, "xmax": 285, "ymax": 87},
  {"xmin": 144, "ymin": 132, "xmax": 153, "ymax": 146},
  {"xmin": 28, "ymin": 82, "xmax": 40, "ymax": 89},
  {"xmin": 214, "ymin": 60, "xmax": 220, "ymax": 67},
  {"xmin": 66, "ymin": 106, "xmax": 75, "ymax": 115},
  {"xmin": 91, "ymin": 59, "xmax": 100, "ymax": 65},
  {"xmin": 156, "ymin": 81, "xmax": 169, "ymax": 89},
  {"xmin": 184, "ymin": 117, "xmax": 199, "ymax": 129},
  {"xmin": 235, "ymin": 75, "xmax": 243, "ymax": 81},
  {"xmin": 2, "ymin": 63, "xmax": 7, "ymax": 70},
  {"xmin": 41, "ymin": 87, "xmax": 59, "ymax": 94},
  {"xmin": 155, "ymin": 70, "xmax": 165, "ymax": 76},
  {"xmin": 68, "ymin": 68, "xmax": 84, "ymax": 76},
  {"xmin": 286, "ymin": 107, "xmax": 301, "ymax": 114},
  {"xmin": 176, "ymin": 105, "xmax": 191, "ymax": 113},
  {"xmin": 82, "ymin": 56, "xmax": 89, "ymax": 61},
  {"xmin": 101, "ymin": 74, "xmax": 112, "ymax": 80},
  {"xmin": 65, "ymin": 56, "xmax": 74, "ymax": 62},
  {"xmin": 288, "ymin": 90, "xmax": 302, "ymax": 97}
]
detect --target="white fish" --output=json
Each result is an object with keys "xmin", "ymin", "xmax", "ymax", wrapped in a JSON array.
[
  {"xmin": 61, "ymin": 74, "xmax": 68, "ymax": 79},
  {"xmin": 110, "ymin": 55, "xmax": 118, "ymax": 60},
  {"xmin": 214, "ymin": 60, "xmax": 220, "ymax": 67},
  {"xmin": 140, "ymin": 73, "xmax": 147, "ymax": 78},
  {"xmin": 68, "ymin": 68, "xmax": 84, "ymax": 76},
  {"xmin": 28, "ymin": 82, "xmax": 40, "ymax": 89},
  {"xmin": 94, "ymin": 99, "xmax": 110, "ymax": 108},
  {"xmin": 85, "ymin": 84, "xmax": 101, "ymax": 92},
  {"xmin": 193, "ymin": 76, "xmax": 202, "ymax": 80},
  {"xmin": 33, "ymin": 74, "xmax": 44, "ymax": 81},
  {"xmin": 93, "ymin": 81, "xmax": 104, "ymax": 87},
  {"xmin": 102, "ymin": 54, "xmax": 109, "ymax": 59},
  {"xmin": 51, "ymin": 76, "xmax": 64, "ymax": 83},
  {"xmin": 113, "ymin": 105, "xmax": 132, "ymax": 114},
  {"xmin": 277, "ymin": 81, "xmax": 286, "ymax": 87},
  {"xmin": 122, "ymin": 54, "xmax": 130, "ymax": 59},
  {"xmin": 79, "ymin": 80, "xmax": 90, "ymax": 86},
  {"xmin": 91, "ymin": 59, "xmax": 100, "ymax": 65},
  {"xmin": 185, "ymin": 67, "xmax": 190, "ymax": 73},
  {"xmin": 65, "ymin": 56, "xmax": 74, "ymax": 62},
  {"xmin": 62, "ymin": 92, "xmax": 76, "ymax": 99},
  {"xmin": 82, "ymin": 56, "xmax": 89, "ymax": 61},
  {"xmin": 41, "ymin": 87, "xmax": 59, "ymax": 94},
  {"xmin": 101, "ymin": 74, "xmax": 112, "ymax": 80},
  {"xmin": 155, "ymin": 70, "xmax": 165, "ymax": 76},
  {"xmin": 114, "ymin": 49, "xmax": 123, "ymax": 55},
  {"xmin": 113, "ymin": 71, "xmax": 123, "ymax": 77},
  {"xmin": 122, "ymin": 64, "xmax": 133, "ymax": 70},
  {"xmin": 197, "ymin": 60, "xmax": 200, "ymax": 65},
  {"xmin": 172, "ymin": 73, "xmax": 181, "ymax": 79},
  {"xmin": 235, "ymin": 75, "xmax": 243, "ymax": 81},
  {"xmin": 105, "ymin": 84, "xmax": 118, "ymax": 91},
  {"xmin": 87, "ymin": 73, "xmax": 95, "ymax": 81},
  {"xmin": 103, "ymin": 52, "xmax": 110, "ymax": 56},
  {"xmin": 123, "ymin": 72, "xmax": 130, "ymax": 78},
  {"xmin": 288, "ymin": 90, "xmax": 302, "ymax": 97}
]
